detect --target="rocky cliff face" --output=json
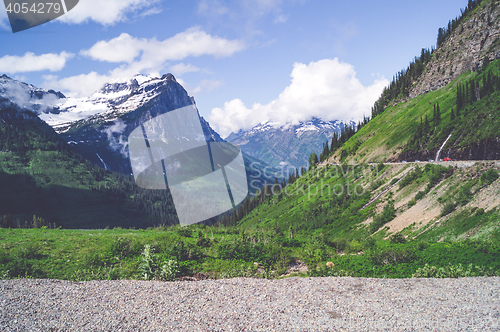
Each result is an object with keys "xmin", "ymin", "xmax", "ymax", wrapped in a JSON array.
[
  {"xmin": 53, "ymin": 74, "xmax": 223, "ymax": 174},
  {"xmin": 410, "ymin": 0, "xmax": 500, "ymax": 98}
]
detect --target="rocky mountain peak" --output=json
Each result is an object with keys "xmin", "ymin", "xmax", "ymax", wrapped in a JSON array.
[
  {"xmin": 161, "ymin": 73, "xmax": 176, "ymax": 81},
  {"xmin": 0, "ymin": 75, "xmax": 65, "ymax": 114},
  {"xmin": 99, "ymin": 79, "xmax": 140, "ymax": 95},
  {"xmin": 226, "ymin": 118, "xmax": 353, "ymax": 168}
]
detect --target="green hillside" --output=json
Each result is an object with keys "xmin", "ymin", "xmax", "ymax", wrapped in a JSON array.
[
  {"xmin": 336, "ymin": 59, "xmax": 500, "ymax": 164},
  {"xmin": 0, "ymin": 109, "xmax": 179, "ymax": 229},
  {"xmin": 334, "ymin": 0, "xmax": 500, "ymax": 163},
  {"xmin": 2, "ymin": 161, "xmax": 499, "ymax": 281}
]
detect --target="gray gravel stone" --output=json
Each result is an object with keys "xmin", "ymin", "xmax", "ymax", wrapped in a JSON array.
[{"xmin": 0, "ymin": 277, "xmax": 499, "ymax": 331}]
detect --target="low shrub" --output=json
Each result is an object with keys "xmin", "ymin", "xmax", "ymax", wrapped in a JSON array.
[
  {"xmin": 481, "ymin": 169, "xmax": 499, "ymax": 185},
  {"xmin": 407, "ymin": 198, "xmax": 417, "ymax": 208},
  {"xmin": 415, "ymin": 191, "xmax": 426, "ymax": 200},
  {"xmin": 177, "ymin": 227, "xmax": 193, "ymax": 238},
  {"xmin": 390, "ymin": 233, "xmax": 406, "ymax": 244},
  {"xmin": 370, "ymin": 179, "xmax": 384, "ymax": 191},
  {"xmin": 371, "ymin": 249, "xmax": 416, "ymax": 266},
  {"xmin": 441, "ymin": 202, "xmax": 456, "ymax": 217},
  {"xmin": 72, "ymin": 265, "xmax": 120, "ymax": 281},
  {"xmin": 412, "ymin": 263, "xmax": 499, "ymax": 278},
  {"xmin": 109, "ymin": 237, "xmax": 141, "ymax": 258},
  {"xmin": 370, "ymin": 202, "xmax": 396, "ymax": 233},
  {"xmin": 218, "ymin": 265, "xmax": 255, "ymax": 279},
  {"xmin": 159, "ymin": 259, "xmax": 179, "ymax": 281}
]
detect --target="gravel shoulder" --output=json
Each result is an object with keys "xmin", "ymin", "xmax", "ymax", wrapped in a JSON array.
[{"xmin": 1, "ymin": 277, "xmax": 499, "ymax": 331}]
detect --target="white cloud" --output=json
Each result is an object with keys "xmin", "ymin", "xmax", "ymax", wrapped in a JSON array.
[
  {"xmin": 58, "ymin": 0, "xmax": 162, "ymax": 25},
  {"xmin": 273, "ymin": 14, "xmax": 288, "ymax": 24},
  {"xmin": 209, "ymin": 58, "xmax": 389, "ymax": 138},
  {"xmin": 82, "ymin": 28, "xmax": 245, "ymax": 65},
  {"xmin": 191, "ymin": 79, "xmax": 223, "ymax": 95},
  {"xmin": 0, "ymin": 0, "xmax": 162, "ymax": 29},
  {"xmin": 0, "ymin": 52, "xmax": 74, "ymax": 74},
  {"xmin": 42, "ymin": 72, "xmax": 111, "ymax": 98},
  {"xmin": 80, "ymin": 33, "xmax": 145, "ymax": 63},
  {"xmin": 43, "ymin": 27, "xmax": 243, "ymax": 97},
  {"xmin": 169, "ymin": 63, "xmax": 200, "ymax": 76}
]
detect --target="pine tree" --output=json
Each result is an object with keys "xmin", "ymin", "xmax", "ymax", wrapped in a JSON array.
[
  {"xmin": 433, "ymin": 104, "xmax": 437, "ymax": 126},
  {"xmin": 424, "ymin": 115, "xmax": 430, "ymax": 134},
  {"xmin": 436, "ymin": 103, "xmax": 441, "ymax": 125},
  {"xmin": 471, "ymin": 79, "xmax": 477, "ymax": 103},
  {"xmin": 456, "ymin": 83, "xmax": 463, "ymax": 111},
  {"xmin": 487, "ymin": 72, "xmax": 493, "ymax": 94},
  {"xmin": 273, "ymin": 177, "xmax": 279, "ymax": 196},
  {"xmin": 463, "ymin": 84, "xmax": 467, "ymax": 105},
  {"xmin": 433, "ymin": 103, "xmax": 441, "ymax": 127}
]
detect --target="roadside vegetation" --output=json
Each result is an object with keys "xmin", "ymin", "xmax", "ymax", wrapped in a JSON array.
[{"xmin": 2, "ymin": 162, "xmax": 499, "ymax": 281}]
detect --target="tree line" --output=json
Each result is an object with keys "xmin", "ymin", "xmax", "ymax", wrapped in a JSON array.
[
  {"xmin": 437, "ymin": 0, "xmax": 484, "ymax": 48},
  {"xmin": 372, "ymin": 48, "xmax": 434, "ymax": 118}
]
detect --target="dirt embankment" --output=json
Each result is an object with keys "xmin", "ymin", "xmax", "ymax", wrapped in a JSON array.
[{"xmin": 360, "ymin": 161, "xmax": 500, "ymax": 237}]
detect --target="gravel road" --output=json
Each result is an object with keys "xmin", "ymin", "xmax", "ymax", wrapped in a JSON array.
[{"xmin": 1, "ymin": 277, "xmax": 499, "ymax": 331}]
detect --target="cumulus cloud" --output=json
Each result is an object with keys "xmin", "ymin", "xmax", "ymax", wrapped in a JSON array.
[
  {"xmin": 81, "ymin": 33, "xmax": 144, "ymax": 63},
  {"xmin": 169, "ymin": 63, "xmax": 200, "ymax": 76},
  {"xmin": 209, "ymin": 58, "xmax": 389, "ymax": 138},
  {"xmin": 58, "ymin": 0, "xmax": 162, "ymax": 25},
  {"xmin": 0, "ymin": 52, "xmax": 74, "ymax": 74},
  {"xmin": 81, "ymin": 28, "xmax": 245, "ymax": 64},
  {"xmin": 42, "ymin": 72, "xmax": 111, "ymax": 98},
  {"xmin": 44, "ymin": 28, "xmax": 243, "ymax": 97},
  {"xmin": 0, "ymin": 0, "xmax": 162, "ymax": 29}
]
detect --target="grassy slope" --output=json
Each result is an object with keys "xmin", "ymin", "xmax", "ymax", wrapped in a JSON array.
[
  {"xmin": 340, "ymin": 72, "xmax": 466, "ymax": 163},
  {"xmin": 339, "ymin": 62, "xmax": 500, "ymax": 164},
  {"xmin": 1, "ymin": 224, "xmax": 499, "ymax": 281},
  {"xmin": 0, "ymin": 114, "xmax": 178, "ymax": 229}
]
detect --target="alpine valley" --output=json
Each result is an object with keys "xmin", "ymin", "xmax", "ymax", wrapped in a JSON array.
[
  {"xmin": 0, "ymin": 73, "xmax": 278, "ymax": 228},
  {"xmin": 1, "ymin": 0, "xmax": 500, "ymax": 284}
]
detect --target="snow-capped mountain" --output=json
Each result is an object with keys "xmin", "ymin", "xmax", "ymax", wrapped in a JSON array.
[
  {"xmin": 0, "ymin": 74, "xmax": 65, "ymax": 114},
  {"xmin": 226, "ymin": 118, "xmax": 354, "ymax": 169},
  {"xmin": 46, "ymin": 74, "xmax": 224, "ymax": 173},
  {"xmin": 0, "ymin": 73, "xmax": 277, "ymax": 187}
]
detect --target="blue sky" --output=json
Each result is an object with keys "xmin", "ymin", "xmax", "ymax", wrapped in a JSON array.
[{"xmin": 0, "ymin": 0, "xmax": 464, "ymax": 137}]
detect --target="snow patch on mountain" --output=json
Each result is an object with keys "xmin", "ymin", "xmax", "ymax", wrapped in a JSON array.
[
  {"xmin": 226, "ymin": 117, "xmax": 354, "ymax": 168},
  {"xmin": 231, "ymin": 117, "xmax": 349, "ymax": 139},
  {"xmin": 0, "ymin": 74, "xmax": 65, "ymax": 114},
  {"xmin": 38, "ymin": 74, "xmax": 174, "ymax": 129}
]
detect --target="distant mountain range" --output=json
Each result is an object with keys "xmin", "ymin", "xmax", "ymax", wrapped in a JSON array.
[
  {"xmin": 226, "ymin": 118, "xmax": 354, "ymax": 169},
  {"xmin": 38, "ymin": 74, "xmax": 224, "ymax": 174},
  {"xmin": 0, "ymin": 73, "xmax": 279, "ymax": 190},
  {"xmin": 0, "ymin": 73, "xmax": 352, "ymax": 176}
]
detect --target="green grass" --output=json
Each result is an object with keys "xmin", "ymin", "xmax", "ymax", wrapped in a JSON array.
[
  {"xmin": 339, "ymin": 60, "xmax": 500, "ymax": 162},
  {"xmin": 1, "ymin": 226, "xmax": 498, "ymax": 281},
  {"xmin": 0, "ymin": 112, "xmax": 179, "ymax": 229}
]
